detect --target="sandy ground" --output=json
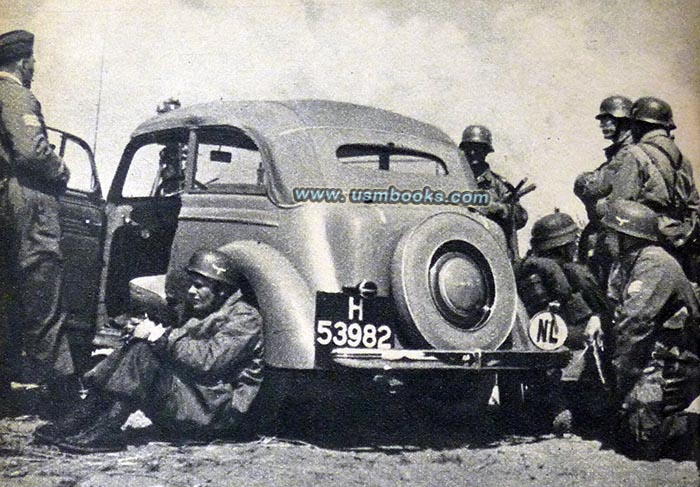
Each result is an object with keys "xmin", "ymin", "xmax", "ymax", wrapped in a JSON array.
[{"xmin": 1, "ymin": 405, "xmax": 698, "ymax": 487}]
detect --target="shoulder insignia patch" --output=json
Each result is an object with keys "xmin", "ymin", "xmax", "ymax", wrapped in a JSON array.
[
  {"xmin": 627, "ymin": 280, "xmax": 644, "ymax": 295},
  {"xmin": 22, "ymin": 114, "xmax": 41, "ymax": 127}
]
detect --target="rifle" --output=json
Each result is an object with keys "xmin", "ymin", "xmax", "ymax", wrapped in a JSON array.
[{"xmin": 504, "ymin": 178, "xmax": 537, "ymax": 258}]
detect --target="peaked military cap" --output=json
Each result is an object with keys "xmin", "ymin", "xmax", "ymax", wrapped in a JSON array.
[{"xmin": 0, "ymin": 30, "xmax": 34, "ymax": 65}]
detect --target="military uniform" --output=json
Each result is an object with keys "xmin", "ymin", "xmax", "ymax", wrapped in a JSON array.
[
  {"xmin": 84, "ymin": 289, "xmax": 264, "ymax": 438},
  {"xmin": 603, "ymin": 200, "xmax": 700, "ymax": 459},
  {"xmin": 576, "ymin": 130, "xmax": 669, "ymax": 286},
  {"xmin": 607, "ymin": 245, "xmax": 699, "ymax": 457},
  {"xmin": 514, "ymin": 211, "xmax": 612, "ymax": 432},
  {"xmin": 460, "ymin": 125, "xmax": 528, "ymax": 260},
  {"xmin": 518, "ymin": 256, "xmax": 610, "ymax": 346},
  {"xmin": 0, "ymin": 31, "xmax": 73, "ymax": 384},
  {"xmin": 35, "ymin": 250, "xmax": 265, "ymax": 452},
  {"xmin": 635, "ymin": 129, "xmax": 698, "ymax": 217},
  {"xmin": 474, "ymin": 165, "xmax": 528, "ymax": 258},
  {"xmin": 635, "ymin": 128, "xmax": 700, "ymax": 281},
  {"xmin": 629, "ymin": 97, "xmax": 700, "ymax": 281}
]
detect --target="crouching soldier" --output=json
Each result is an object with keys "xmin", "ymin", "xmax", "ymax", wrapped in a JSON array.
[
  {"xmin": 601, "ymin": 200, "xmax": 699, "ymax": 460},
  {"xmin": 514, "ymin": 210, "xmax": 611, "ymax": 432},
  {"xmin": 34, "ymin": 249, "xmax": 264, "ymax": 453}
]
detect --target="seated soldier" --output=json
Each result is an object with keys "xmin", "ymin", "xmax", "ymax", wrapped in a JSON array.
[
  {"xmin": 33, "ymin": 249, "xmax": 264, "ymax": 453},
  {"xmin": 515, "ymin": 210, "xmax": 612, "ymax": 432}
]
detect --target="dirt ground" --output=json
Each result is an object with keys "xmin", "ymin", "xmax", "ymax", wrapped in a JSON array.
[{"xmin": 1, "ymin": 396, "xmax": 698, "ymax": 487}]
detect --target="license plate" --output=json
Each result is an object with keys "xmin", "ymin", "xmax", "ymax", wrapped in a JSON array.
[{"xmin": 315, "ymin": 292, "xmax": 397, "ymax": 366}]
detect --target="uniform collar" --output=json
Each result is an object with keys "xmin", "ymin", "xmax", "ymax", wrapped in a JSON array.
[
  {"xmin": 0, "ymin": 71, "xmax": 23, "ymax": 86},
  {"xmin": 603, "ymin": 131, "xmax": 633, "ymax": 158},
  {"xmin": 639, "ymin": 128, "xmax": 669, "ymax": 143}
]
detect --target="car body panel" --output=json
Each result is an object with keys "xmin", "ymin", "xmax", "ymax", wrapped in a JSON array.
[{"xmin": 57, "ymin": 99, "xmax": 566, "ymax": 377}]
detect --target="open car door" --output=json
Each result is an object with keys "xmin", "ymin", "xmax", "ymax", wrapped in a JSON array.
[{"xmin": 48, "ymin": 128, "xmax": 105, "ymax": 333}]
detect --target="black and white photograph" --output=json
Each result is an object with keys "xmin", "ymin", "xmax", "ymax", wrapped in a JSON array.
[{"xmin": 0, "ymin": 1, "xmax": 699, "ymax": 486}]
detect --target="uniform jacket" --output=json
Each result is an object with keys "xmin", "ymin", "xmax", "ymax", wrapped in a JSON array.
[
  {"xmin": 153, "ymin": 290, "xmax": 264, "ymax": 428},
  {"xmin": 0, "ymin": 73, "xmax": 67, "ymax": 193},
  {"xmin": 515, "ymin": 255, "xmax": 608, "ymax": 349},
  {"xmin": 607, "ymin": 245, "xmax": 699, "ymax": 396},
  {"xmin": 636, "ymin": 129, "xmax": 700, "ymax": 221},
  {"xmin": 88, "ymin": 290, "xmax": 264, "ymax": 433},
  {"xmin": 160, "ymin": 290, "xmax": 264, "ymax": 415},
  {"xmin": 576, "ymin": 131, "xmax": 669, "ymax": 223},
  {"xmin": 0, "ymin": 72, "xmax": 73, "ymax": 377},
  {"xmin": 474, "ymin": 166, "xmax": 528, "ymax": 230}
]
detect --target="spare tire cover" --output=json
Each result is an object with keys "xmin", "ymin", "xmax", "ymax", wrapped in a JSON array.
[{"xmin": 391, "ymin": 212, "xmax": 517, "ymax": 350}]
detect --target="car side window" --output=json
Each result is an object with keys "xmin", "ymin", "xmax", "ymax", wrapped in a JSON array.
[
  {"xmin": 192, "ymin": 128, "xmax": 265, "ymax": 193},
  {"xmin": 337, "ymin": 144, "xmax": 447, "ymax": 176},
  {"xmin": 121, "ymin": 135, "xmax": 188, "ymax": 198},
  {"xmin": 46, "ymin": 128, "xmax": 98, "ymax": 193}
]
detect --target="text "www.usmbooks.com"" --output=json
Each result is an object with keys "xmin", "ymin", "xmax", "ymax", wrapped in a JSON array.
[{"xmin": 293, "ymin": 186, "xmax": 491, "ymax": 206}]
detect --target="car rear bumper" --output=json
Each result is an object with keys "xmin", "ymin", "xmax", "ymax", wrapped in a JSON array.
[{"xmin": 330, "ymin": 348, "xmax": 572, "ymax": 371}]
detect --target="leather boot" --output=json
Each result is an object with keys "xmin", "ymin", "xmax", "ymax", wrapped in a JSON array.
[
  {"xmin": 57, "ymin": 400, "xmax": 132, "ymax": 454},
  {"xmin": 33, "ymin": 390, "xmax": 107, "ymax": 445}
]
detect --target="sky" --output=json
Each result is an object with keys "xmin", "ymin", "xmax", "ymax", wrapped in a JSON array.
[{"xmin": 1, "ymin": 0, "xmax": 699, "ymax": 245}]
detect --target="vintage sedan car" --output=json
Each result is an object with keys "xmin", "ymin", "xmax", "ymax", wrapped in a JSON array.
[{"xmin": 53, "ymin": 100, "xmax": 570, "ymax": 421}]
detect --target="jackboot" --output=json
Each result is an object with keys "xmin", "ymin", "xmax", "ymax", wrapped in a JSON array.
[
  {"xmin": 56, "ymin": 399, "xmax": 132, "ymax": 454},
  {"xmin": 33, "ymin": 390, "xmax": 108, "ymax": 445}
]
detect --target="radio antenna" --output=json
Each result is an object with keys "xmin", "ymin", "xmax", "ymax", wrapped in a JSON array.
[{"xmin": 92, "ymin": 34, "xmax": 106, "ymax": 155}]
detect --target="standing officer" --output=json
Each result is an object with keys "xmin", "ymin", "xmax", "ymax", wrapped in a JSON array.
[
  {"xmin": 574, "ymin": 95, "xmax": 668, "ymax": 287},
  {"xmin": 629, "ymin": 97, "xmax": 700, "ymax": 282},
  {"xmin": 0, "ymin": 30, "xmax": 74, "ymax": 402},
  {"xmin": 602, "ymin": 199, "xmax": 699, "ymax": 459},
  {"xmin": 459, "ymin": 125, "xmax": 528, "ymax": 259}
]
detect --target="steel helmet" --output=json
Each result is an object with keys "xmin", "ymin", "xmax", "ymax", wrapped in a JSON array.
[
  {"xmin": 595, "ymin": 95, "xmax": 632, "ymax": 120},
  {"xmin": 459, "ymin": 125, "xmax": 494, "ymax": 153},
  {"xmin": 631, "ymin": 97, "xmax": 676, "ymax": 130},
  {"xmin": 530, "ymin": 211, "xmax": 579, "ymax": 252},
  {"xmin": 601, "ymin": 200, "xmax": 659, "ymax": 242},
  {"xmin": 185, "ymin": 249, "xmax": 239, "ymax": 286}
]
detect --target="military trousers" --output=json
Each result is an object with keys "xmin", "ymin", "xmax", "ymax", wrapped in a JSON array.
[
  {"xmin": 7, "ymin": 180, "xmax": 73, "ymax": 379},
  {"xmin": 85, "ymin": 341, "xmax": 244, "ymax": 439}
]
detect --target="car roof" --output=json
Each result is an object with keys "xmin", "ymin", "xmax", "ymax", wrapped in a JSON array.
[{"xmin": 131, "ymin": 99, "xmax": 453, "ymax": 145}]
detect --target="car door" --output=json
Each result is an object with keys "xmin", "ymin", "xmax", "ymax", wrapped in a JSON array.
[
  {"xmin": 101, "ymin": 129, "xmax": 186, "ymax": 319},
  {"xmin": 47, "ymin": 127, "xmax": 106, "ymax": 331}
]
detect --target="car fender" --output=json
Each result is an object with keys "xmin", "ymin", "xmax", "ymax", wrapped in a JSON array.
[{"xmin": 217, "ymin": 240, "xmax": 315, "ymax": 369}]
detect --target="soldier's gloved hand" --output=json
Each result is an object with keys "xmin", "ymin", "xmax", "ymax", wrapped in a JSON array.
[
  {"xmin": 486, "ymin": 202, "xmax": 509, "ymax": 220},
  {"xmin": 132, "ymin": 317, "xmax": 158, "ymax": 340},
  {"xmin": 33, "ymin": 134, "xmax": 53, "ymax": 158},
  {"xmin": 574, "ymin": 171, "xmax": 612, "ymax": 203},
  {"xmin": 584, "ymin": 315, "xmax": 603, "ymax": 348}
]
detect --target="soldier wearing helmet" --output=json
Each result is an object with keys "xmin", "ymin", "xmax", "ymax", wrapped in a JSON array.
[
  {"xmin": 629, "ymin": 97, "xmax": 700, "ymax": 281},
  {"xmin": 514, "ymin": 210, "xmax": 611, "ymax": 433},
  {"xmin": 35, "ymin": 249, "xmax": 264, "ymax": 453},
  {"xmin": 602, "ymin": 199, "xmax": 699, "ymax": 460},
  {"xmin": 574, "ymin": 95, "xmax": 668, "ymax": 287},
  {"xmin": 459, "ymin": 124, "xmax": 528, "ymax": 259}
]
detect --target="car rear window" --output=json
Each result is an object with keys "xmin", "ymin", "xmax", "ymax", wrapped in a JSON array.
[{"xmin": 336, "ymin": 144, "xmax": 447, "ymax": 176}]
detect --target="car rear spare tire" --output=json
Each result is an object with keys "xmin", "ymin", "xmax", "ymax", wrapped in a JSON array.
[{"xmin": 391, "ymin": 212, "xmax": 517, "ymax": 350}]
